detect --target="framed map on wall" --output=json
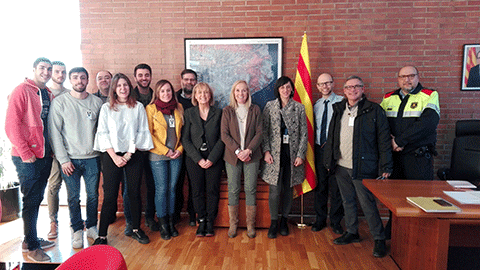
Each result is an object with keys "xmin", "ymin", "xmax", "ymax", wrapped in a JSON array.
[{"xmin": 185, "ymin": 37, "xmax": 283, "ymax": 109}]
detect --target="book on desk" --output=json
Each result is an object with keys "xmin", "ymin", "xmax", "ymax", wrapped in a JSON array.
[{"xmin": 406, "ymin": 197, "xmax": 462, "ymax": 213}]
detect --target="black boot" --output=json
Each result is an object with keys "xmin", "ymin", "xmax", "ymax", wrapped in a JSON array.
[
  {"xmin": 205, "ymin": 219, "xmax": 215, "ymax": 237},
  {"xmin": 168, "ymin": 215, "xmax": 179, "ymax": 237},
  {"xmin": 279, "ymin": 216, "xmax": 289, "ymax": 236},
  {"xmin": 196, "ymin": 218, "xmax": 206, "ymax": 237},
  {"xmin": 267, "ymin": 219, "xmax": 278, "ymax": 239},
  {"xmin": 159, "ymin": 217, "xmax": 171, "ymax": 240}
]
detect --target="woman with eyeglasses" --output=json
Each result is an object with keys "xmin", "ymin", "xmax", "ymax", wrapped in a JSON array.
[
  {"xmin": 182, "ymin": 82, "xmax": 224, "ymax": 237},
  {"xmin": 262, "ymin": 76, "xmax": 308, "ymax": 239},
  {"xmin": 221, "ymin": 80, "xmax": 263, "ymax": 238},
  {"xmin": 145, "ymin": 80, "xmax": 184, "ymax": 240},
  {"xmin": 93, "ymin": 73, "xmax": 153, "ymax": 246}
]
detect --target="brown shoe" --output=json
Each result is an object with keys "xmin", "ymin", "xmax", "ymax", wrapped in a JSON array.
[
  {"xmin": 246, "ymin": 205, "xmax": 256, "ymax": 238},
  {"xmin": 47, "ymin": 222, "xmax": 58, "ymax": 239},
  {"xmin": 227, "ymin": 205, "xmax": 239, "ymax": 238}
]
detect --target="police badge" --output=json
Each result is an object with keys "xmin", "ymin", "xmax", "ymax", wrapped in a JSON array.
[{"xmin": 410, "ymin": 102, "xmax": 418, "ymax": 109}]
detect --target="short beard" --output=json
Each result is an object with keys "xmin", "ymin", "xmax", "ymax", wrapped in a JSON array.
[
  {"xmin": 183, "ymin": 87, "xmax": 193, "ymax": 95},
  {"xmin": 73, "ymin": 87, "xmax": 86, "ymax": 93}
]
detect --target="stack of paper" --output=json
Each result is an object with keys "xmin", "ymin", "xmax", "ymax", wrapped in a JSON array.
[
  {"xmin": 443, "ymin": 191, "xmax": 480, "ymax": 204},
  {"xmin": 447, "ymin": 180, "xmax": 477, "ymax": 189}
]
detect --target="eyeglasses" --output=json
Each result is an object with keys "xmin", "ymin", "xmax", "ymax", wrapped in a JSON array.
[
  {"xmin": 344, "ymin": 85, "xmax": 364, "ymax": 90},
  {"xmin": 317, "ymin": 81, "xmax": 333, "ymax": 87},
  {"xmin": 398, "ymin": 74, "xmax": 417, "ymax": 80}
]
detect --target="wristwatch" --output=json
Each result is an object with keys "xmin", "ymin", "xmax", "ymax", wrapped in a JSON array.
[{"xmin": 235, "ymin": 149, "xmax": 241, "ymax": 155}]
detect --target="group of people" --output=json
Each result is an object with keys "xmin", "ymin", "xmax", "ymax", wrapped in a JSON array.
[{"xmin": 5, "ymin": 57, "xmax": 439, "ymax": 262}]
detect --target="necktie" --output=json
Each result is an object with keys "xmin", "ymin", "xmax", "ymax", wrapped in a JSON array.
[{"xmin": 320, "ymin": 100, "xmax": 329, "ymax": 145}]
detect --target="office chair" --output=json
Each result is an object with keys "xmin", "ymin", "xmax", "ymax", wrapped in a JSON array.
[{"xmin": 437, "ymin": 119, "xmax": 480, "ymax": 185}]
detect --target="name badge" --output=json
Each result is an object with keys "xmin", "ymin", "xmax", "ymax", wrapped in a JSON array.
[
  {"xmin": 348, "ymin": 116, "xmax": 355, "ymax": 127},
  {"xmin": 168, "ymin": 116, "xmax": 175, "ymax": 128},
  {"xmin": 283, "ymin": 134, "xmax": 289, "ymax": 144}
]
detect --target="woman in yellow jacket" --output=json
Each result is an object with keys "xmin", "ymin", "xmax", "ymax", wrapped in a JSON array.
[{"xmin": 146, "ymin": 80, "xmax": 184, "ymax": 240}]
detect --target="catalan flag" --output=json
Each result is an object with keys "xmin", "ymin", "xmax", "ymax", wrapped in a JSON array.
[
  {"xmin": 465, "ymin": 47, "xmax": 478, "ymax": 86},
  {"xmin": 292, "ymin": 33, "xmax": 316, "ymax": 197}
]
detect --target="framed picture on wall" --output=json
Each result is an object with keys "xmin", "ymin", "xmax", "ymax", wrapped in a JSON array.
[
  {"xmin": 185, "ymin": 37, "xmax": 283, "ymax": 110},
  {"xmin": 462, "ymin": 44, "xmax": 480, "ymax": 91}
]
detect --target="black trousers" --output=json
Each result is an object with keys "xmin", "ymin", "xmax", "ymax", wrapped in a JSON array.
[
  {"xmin": 313, "ymin": 144, "xmax": 344, "ymax": 225},
  {"xmin": 99, "ymin": 152, "xmax": 143, "ymax": 237},
  {"xmin": 174, "ymin": 153, "xmax": 195, "ymax": 220},
  {"xmin": 185, "ymin": 156, "xmax": 223, "ymax": 221},
  {"xmin": 391, "ymin": 151, "xmax": 434, "ymax": 180}
]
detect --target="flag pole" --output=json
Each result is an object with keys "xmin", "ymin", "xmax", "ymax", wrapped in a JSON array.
[
  {"xmin": 293, "ymin": 31, "xmax": 313, "ymax": 229},
  {"xmin": 297, "ymin": 194, "xmax": 306, "ymax": 228}
]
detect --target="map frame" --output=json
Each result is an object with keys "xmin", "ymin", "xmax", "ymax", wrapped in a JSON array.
[{"xmin": 184, "ymin": 37, "xmax": 283, "ymax": 109}]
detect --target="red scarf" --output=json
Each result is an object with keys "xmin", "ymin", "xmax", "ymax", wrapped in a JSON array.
[{"xmin": 155, "ymin": 98, "xmax": 177, "ymax": 115}]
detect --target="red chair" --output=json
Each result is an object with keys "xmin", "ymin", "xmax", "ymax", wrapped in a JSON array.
[{"xmin": 56, "ymin": 245, "xmax": 127, "ymax": 270}]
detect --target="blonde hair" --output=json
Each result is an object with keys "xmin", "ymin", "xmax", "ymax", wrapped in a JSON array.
[
  {"xmin": 228, "ymin": 80, "xmax": 251, "ymax": 109},
  {"xmin": 191, "ymin": 82, "xmax": 215, "ymax": 107}
]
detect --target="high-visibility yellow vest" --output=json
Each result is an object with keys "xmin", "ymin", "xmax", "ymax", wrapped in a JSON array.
[{"xmin": 380, "ymin": 88, "xmax": 440, "ymax": 118}]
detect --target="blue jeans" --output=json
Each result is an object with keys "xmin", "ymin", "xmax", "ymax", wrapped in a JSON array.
[
  {"xmin": 150, "ymin": 158, "xmax": 182, "ymax": 218},
  {"xmin": 12, "ymin": 156, "xmax": 52, "ymax": 250},
  {"xmin": 62, "ymin": 157, "xmax": 100, "ymax": 232}
]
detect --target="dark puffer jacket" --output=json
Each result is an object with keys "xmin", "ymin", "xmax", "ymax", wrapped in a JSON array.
[{"xmin": 324, "ymin": 96, "xmax": 393, "ymax": 180}]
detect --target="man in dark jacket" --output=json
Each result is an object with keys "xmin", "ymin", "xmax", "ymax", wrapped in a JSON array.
[{"xmin": 324, "ymin": 75, "xmax": 392, "ymax": 258}]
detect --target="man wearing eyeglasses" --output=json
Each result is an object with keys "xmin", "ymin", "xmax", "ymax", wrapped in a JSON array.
[
  {"xmin": 173, "ymin": 69, "xmax": 198, "ymax": 226},
  {"xmin": 311, "ymin": 73, "xmax": 344, "ymax": 235},
  {"xmin": 324, "ymin": 75, "xmax": 392, "ymax": 258},
  {"xmin": 380, "ymin": 65, "xmax": 440, "ymax": 239},
  {"xmin": 381, "ymin": 66, "xmax": 439, "ymax": 180}
]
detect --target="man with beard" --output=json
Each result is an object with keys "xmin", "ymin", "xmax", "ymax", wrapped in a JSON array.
[
  {"xmin": 46, "ymin": 61, "xmax": 69, "ymax": 239},
  {"xmin": 50, "ymin": 61, "xmax": 69, "ymax": 96},
  {"xmin": 93, "ymin": 70, "xmax": 112, "ymax": 103},
  {"xmin": 122, "ymin": 63, "xmax": 159, "ymax": 234},
  {"xmin": 48, "ymin": 67, "xmax": 103, "ymax": 249},
  {"xmin": 380, "ymin": 65, "xmax": 440, "ymax": 238},
  {"xmin": 173, "ymin": 69, "xmax": 198, "ymax": 225},
  {"xmin": 6, "ymin": 57, "xmax": 55, "ymax": 262}
]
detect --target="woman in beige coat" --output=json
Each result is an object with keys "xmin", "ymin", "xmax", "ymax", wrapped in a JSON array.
[{"xmin": 262, "ymin": 76, "xmax": 308, "ymax": 239}]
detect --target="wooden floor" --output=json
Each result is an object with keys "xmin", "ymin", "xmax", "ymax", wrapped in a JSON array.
[{"xmin": 0, "ymin": 206, "xmax": 399, "ymax": 269}]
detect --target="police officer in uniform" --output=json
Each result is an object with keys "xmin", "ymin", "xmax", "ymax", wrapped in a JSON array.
[{"xmin": 380, "ymin": 65, "xmax": 440, "ymax": 237}]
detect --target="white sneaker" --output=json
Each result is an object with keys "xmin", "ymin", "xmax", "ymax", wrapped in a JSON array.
[
  {"xmin": 72, "ymin": 230, "xmax": 84, "ymax": 249},
  {"xmin": 86, "ymin": 226, "xmax": 98, "ymax": 240}
]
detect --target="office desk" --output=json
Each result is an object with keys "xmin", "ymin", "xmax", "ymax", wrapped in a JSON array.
[{"xmin": 363, "ymin": 179, "xmax": 480, "ymax": 270}]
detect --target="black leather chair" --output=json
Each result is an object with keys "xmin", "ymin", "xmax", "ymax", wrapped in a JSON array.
[{"xmin": 437, "ymin": 120, "xmax": 480, "ymax": 185}]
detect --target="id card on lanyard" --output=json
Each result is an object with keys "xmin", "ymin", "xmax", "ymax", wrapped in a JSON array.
[
  {"xmin": 168, "ymin": 115, "xmax": 175, "ymax": 128},
  {"xmin": 283, "ymin": 128, "xmax": 289, "ymax": 144}
]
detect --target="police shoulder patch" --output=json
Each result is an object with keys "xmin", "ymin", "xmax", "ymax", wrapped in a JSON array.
[
  {"xmin": 420, "ymin": 89, "xmax": 434, "ymax": 96},
  {"xmin": 410, "ymin": 102, "xmax": 418, "ymax": 109}
]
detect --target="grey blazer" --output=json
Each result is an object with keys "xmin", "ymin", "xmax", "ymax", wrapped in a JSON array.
[{"xmin": 261, "ymin": 98, "xmax": 308, "ymax": 187}]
